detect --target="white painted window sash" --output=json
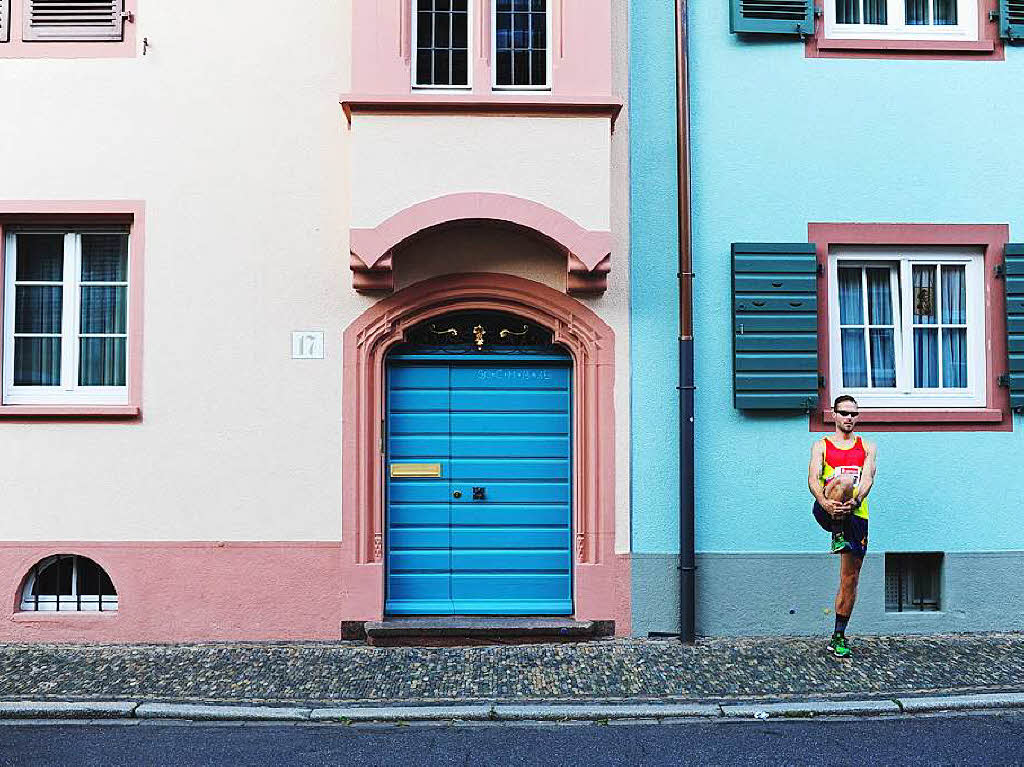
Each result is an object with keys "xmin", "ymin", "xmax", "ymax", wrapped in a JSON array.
[
  {"xmin": 411, "ymin": 0, "xmax": 474, "ymax": 91},
  {"xmin": 491, "ymin": 0, "xmax": 553, "ymax": 92},
  {"xmin": 3, "ymin": 228, "xmax": 130, "ymax": 405},
  {"xmin": 824, "ymin": 0, "xmax": 978, "ymax": 41},
  {"xmin": 828, "ymin": 248, "xmax": 985, "ymax": 408}
]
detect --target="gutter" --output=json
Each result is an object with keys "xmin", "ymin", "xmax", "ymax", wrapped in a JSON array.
[{"xmin": 675, "ymin": 0, "xmax": 696, "ymax": 644}]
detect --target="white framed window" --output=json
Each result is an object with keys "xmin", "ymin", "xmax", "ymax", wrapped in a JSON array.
[
  {"xmin": 492, "ymin": 0, "xmax": 551, "ymax": 90},
  {"xmin": 20, "ymin": 554, "xmax": 119, "ymax": 612},
  {"xmin": 828, "ymin": 247, "xmax": 985, "ymax": 408},
  {"xmin": 825, "ymin": 0, "xmax": 978, "ymax": 41},
  {"xmin": 412, "ymin": 0, "xmax": 472, "ymax": 89},
  {"xmin": 3, "ymin": 227, "xmax": 130, "ymax": 405}
]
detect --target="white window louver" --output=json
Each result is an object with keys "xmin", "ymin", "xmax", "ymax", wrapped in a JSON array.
[{"xmin": 23, "ymin": 0, "xmax": 123, "ymax": 42}]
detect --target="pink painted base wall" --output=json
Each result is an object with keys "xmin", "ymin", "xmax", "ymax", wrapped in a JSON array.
[{"xmin": 0, "ymin": 543, "xmax": 631, "ymax": 642}]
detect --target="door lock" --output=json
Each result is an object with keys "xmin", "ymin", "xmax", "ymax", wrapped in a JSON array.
[
  {"xmin": 453, "ymin": 491, "xmax": 462, "ymax": 499},
  {"xmin": 472, "ymin": 487, "xmax": 486, "ymax": 500}
]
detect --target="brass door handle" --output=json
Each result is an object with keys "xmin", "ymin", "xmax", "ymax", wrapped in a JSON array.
[{"xmin": 453, "ymin": 491, "xmax": 462, "ymax": 499}]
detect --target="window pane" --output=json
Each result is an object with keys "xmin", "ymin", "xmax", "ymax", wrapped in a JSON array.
[
  {"xmin": 452, "ymin": 50, "xmax": 468, "ymax": 84},
  {"xmin": 81, "ymin": 233, "xmax": 128, "ymax": 282},
  {"xmin": 838, "ymin": 267, "xmax": 863, "ymax": 325},
  {"xmin": 866, "ymin": 268, "xmax": 893, "ymax": 325},
  {"xmin": 531, "ymin": 0, "xmax": 546, "ymax": 10},
  {"xmin": 80, "ymin": 286, "xmax": 127, "ymax": 334},
  {"xmin": 906, "ymin": 0, "xmax": 930, "ymax": 24},
  {"xmin": 531, "ymin": 50, "xmax": 547, "ymax": 86},
  {"xmin": 79, "ymin": 338, "xmax": 126, "ymax": 387},
  {"xmin": 15, "ymin": 233, "xmax": 64, "ymax": 281},
  {"xmin": 14, "ymin": 285, "xmax": 62, "ymax": 333},
  {"xmin": 433, "ymin": 11, "xmax": 450, "ymax": 48},
  {"xmin": 513, "ymin": 51, "xmax": 529, "ymax": 85},
  {"xmin": 496, "ymin": 51, "xmax": 512, "ymax": 85},
  {"xmin": 433, "ymin": 49, "xmax": 450, "ymax": 85},
  {"xmin": 914, "ymin": 327, "xmax": 939, "ymax": 387},
  {"xmin": 417, "ymin": 11, "xmax": 432, "ymax": 47},
  {"xmin": 14, "ymin": 337, "xmax": 61, "ymax": 386},
  {"xmin": 836, "ymin": 0, "xmax": 860, "ymax": 23},
  {"xmin": 865, "ymin": 0, "xmax": 887, "ymax": 23},
  {"xmin": 940, "ymin": 265, "xmax": 966, "ymax": 324},
  {"xmin": 933, "ymin": 0, "xmax": 957, "ymax": 24},
  {"xmin": 513, "ymin": 12, "xmax": 530, "ymax": 47},
  {"xmin": 531, "ymin": 12, "xmax": 546, "ymax": 48},
  {"xmin": 912, "ymin": 265, "xmax": 936, "ymax": 324},
  {"xmin": 869, "ymin": 328, "xmax": 897, "ymax": 387},
  {"xmin": 435, "ymin": 0, "xmax": 450, "ymax": 9},
  {"xmin": 35, "ymin": 557, "xmax": 73, "ymax": 596},
  {"xmin": 452, "ymin": 11, "xmax": 468, "ymax": 47},
  {"xmin": 942, "ymin": 328, "xmax": 967, "ymax": 387},
  {"xmin": 416, "ymin": 48, "xmax": 433, "ymax": 84},
  {"xmin": 841, "ymin": 328, "xmax": 868, "ymax": 387}
]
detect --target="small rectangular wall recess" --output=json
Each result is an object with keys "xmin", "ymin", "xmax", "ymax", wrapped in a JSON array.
[{"xmin": 390, "ymin": 463, "xmax": 442, "ymax": 478}]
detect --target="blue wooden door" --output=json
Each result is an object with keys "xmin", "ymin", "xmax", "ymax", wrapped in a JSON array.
[{"xmin": 385, "ymin": 353, "xmax": 572, "ymax": 615}]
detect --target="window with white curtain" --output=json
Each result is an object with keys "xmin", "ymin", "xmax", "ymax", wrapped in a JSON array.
[
  {"xmin": 3, "ymin": 228, "xmax": 130, "ymax": 405},
  {"xmin": 828, "ymin": 247, "xmax": 985, "ymax": 407},
  {"xmin": 825, "ymin": 0, "xmax": 978, "ymax": 40}
]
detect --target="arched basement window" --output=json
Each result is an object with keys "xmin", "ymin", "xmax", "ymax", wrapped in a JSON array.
[{"xmin": 20, "ymin": 555, "xmax": 118, "ymax": 612}]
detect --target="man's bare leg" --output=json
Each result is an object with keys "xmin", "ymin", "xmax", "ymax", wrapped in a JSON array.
[{"xmin": 835, "ymin": 550, "xmax": 863, "ymax": 617}]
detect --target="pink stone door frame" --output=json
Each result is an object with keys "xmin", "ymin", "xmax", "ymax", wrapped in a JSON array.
[{"xmin": 342, "ymin": 273, "xmax": 628, "ymax": 629}]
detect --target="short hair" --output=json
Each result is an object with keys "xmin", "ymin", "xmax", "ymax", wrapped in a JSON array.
[{"xmin": 833, "ymin": 394, "xmax": 858, "ymax": 410}]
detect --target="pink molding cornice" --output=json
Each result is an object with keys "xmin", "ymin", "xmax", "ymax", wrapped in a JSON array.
[{"xmin": 350, "ymin": 193, "xmax": 613, "ymax": 295}]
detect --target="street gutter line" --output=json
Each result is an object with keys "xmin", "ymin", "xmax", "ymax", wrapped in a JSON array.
[{"xmin": 0, "ymin": 693, "xmax": 1022, "ymax": 723}]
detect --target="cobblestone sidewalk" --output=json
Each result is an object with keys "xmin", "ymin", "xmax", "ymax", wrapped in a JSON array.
[{"xmin": 0, "ymin": 634, "xmax": 1021, "ymax": 707}]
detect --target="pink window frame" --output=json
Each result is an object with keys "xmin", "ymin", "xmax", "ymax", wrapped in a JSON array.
[
  {"xmin": 0, "ymin": 0, "xmax": 137, "ymax": 59},
  {"xmin": 806, "ymin": 0, "xmax": 1004, "ymax": 60},
  {"xmin": 0, "ymin": 201, "xmax": 144, "ymax": 418},
  {"xmin": 808, "ymin": 222, "xmax": 1011, "ymax": 432},
  {"xmin": 348, "ymin": 0, "xmax": 613, "ymax": 101}
]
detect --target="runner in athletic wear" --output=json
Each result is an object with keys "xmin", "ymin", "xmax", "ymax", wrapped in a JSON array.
[{"xmin": 807, "ymin": 394, "xmax": 877, "ymax": 658}]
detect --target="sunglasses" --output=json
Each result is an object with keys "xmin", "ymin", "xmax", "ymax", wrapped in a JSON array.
[{"xmin": 835, "ymin": 409, "xmax": 860, "ymax": 418}]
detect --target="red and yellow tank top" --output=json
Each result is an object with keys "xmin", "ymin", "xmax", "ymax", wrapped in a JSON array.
[{"xmin": 821, "ymin": 436, "xmax": 869, "ymax": 519}]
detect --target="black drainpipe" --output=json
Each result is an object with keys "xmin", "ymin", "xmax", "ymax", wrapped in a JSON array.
[{"xmin": 675, "ymin": 0, "xmax": 696, "ymax": 644}]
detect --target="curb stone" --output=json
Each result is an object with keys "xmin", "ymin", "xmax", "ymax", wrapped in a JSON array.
[
  {"xmin": 0, "ymin": 702, "xmax": 137, "ymax": 719},
  {"xmin": 721, "ymin": 700, "xmax": 899, "ymax": 718},
  {"xmin": 492, "ymin": 704, "xmax": 719, "ymax": 721},
  {"xmin": 2, "ymin": 694, "xmax": 1023, "ymax": 723},
  {"xmin": 310, "ymin": 706, "xmax": 493, "ymax": 722},
  {"xmin": 134, "ymin": 703, "xmax": 312, "ymax": 721},
  {"xmin": 897, "ymin": 692, "xmax": 1024, "ymax": 713}
]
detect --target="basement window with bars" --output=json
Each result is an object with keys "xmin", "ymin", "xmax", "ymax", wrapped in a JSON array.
[
  {"xmin": 825, "ymin": 0, "xmax": 979, "ymax": 40},
  {"xmin": 885, "ymin": 553, "xmax": 942, "ymax": 612},
  {"xmin": 20, "ymin": 554, "xmax": 118, "ymax": 612},
  {"xmin": 413, "ymin": 0, "xmax": 471, "ymax": 88}
]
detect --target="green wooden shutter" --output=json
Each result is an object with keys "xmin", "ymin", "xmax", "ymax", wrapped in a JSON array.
[
  {"xmin": 730, "ymin": 0, "xmax": 815, "ymax": 35},
  {"xmin": 733, "ymin": 243, "xmax": 819, "ymax": 410},
  {"xmin": 1005, "ymin": 244, "xmax": 1024, "ymax": 411},
  {"xmin": 1000, "ymin": 0, "xmax": 1024, "ymax": 41}
]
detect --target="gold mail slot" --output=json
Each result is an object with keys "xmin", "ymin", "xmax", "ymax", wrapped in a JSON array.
[{"xmin": 390, "ymin": 462, "xmax": 442, "ymax": 478}]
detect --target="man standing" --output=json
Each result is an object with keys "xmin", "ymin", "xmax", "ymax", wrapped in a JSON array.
[{"xmin": 807, "ymin": 395, "xmax": 877, "ymax": 658}]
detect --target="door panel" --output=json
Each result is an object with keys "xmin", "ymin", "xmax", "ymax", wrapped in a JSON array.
[{"xmin": 386, "ymin": 357, "xmax": 572, "ymax": 616}]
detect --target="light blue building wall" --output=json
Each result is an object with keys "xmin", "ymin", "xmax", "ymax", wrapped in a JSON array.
[{"xmin": 630, "ymin": 1, "xmax": 1024, "ymax": 636}]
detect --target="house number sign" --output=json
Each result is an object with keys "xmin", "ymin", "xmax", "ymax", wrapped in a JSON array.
[{"xmin": 292, "ymin": 331, "xmax": 325, "ymax": 359}]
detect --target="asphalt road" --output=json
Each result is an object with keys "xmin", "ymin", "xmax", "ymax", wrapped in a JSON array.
[{"xmin": 0, "ymin": 711, "xmax": 1022, "ymax": 766}]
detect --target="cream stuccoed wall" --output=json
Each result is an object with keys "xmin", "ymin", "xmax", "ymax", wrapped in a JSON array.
[
  {"xmin": 350, "ymin": 115, "xmax": 611, "ymax": 231},
  {"xmin": 0, "ymin": 0, "xmax": 630, "ymax": 548}
]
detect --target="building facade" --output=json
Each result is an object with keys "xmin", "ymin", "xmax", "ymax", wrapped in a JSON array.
[
  {"xmin": 631, "ymin": 0, "xmax": 1024, "ymax": 636},
  {"xmin": 0, "ymin": 0, "xmax": 631, "ymax": 641}
]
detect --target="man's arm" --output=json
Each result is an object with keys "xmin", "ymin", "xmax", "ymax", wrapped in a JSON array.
[
  {"xmin": 852, "ymin": 440, "xmax": 878, "ymax": 504},
  {"xmin": 808, "ymin": 440, "xmax": 842, "ymax": 516}
]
